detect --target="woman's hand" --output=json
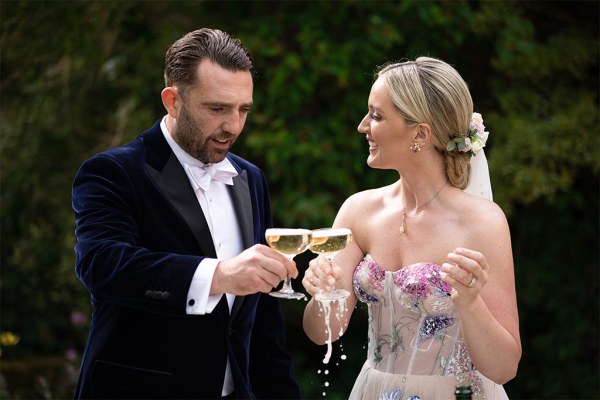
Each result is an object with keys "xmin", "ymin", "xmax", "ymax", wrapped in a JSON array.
[
  {"xmin": 302, "ymin": 255, "xmax": 345, "ymax": 298},
  {"xmin": 440, "ymin": 247, "xmax": 489, "ymax": 306}
]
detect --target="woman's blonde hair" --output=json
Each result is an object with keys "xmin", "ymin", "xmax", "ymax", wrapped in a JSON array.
[{"xmin": 377, "ymin": 57, "xmax": 473, "ymax": 189}]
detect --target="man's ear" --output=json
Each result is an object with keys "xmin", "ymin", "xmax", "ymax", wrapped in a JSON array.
[{"xmin": 161, "ymin": 87, "xmax": 180, "ymax": 118}]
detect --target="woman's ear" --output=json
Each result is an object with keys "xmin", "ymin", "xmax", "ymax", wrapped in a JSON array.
[
  {"xmin": 413, "ymin": 122, "xmax": 433, "ymax": 146},
  {"xmin": 161, "ymin": 87, "xmax": 180, "ymax": 118}
]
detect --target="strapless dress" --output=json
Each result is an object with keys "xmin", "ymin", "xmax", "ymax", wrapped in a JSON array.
[{"xmin": 348, "ymin": 254, "xmax": 508, "ymax": 400}]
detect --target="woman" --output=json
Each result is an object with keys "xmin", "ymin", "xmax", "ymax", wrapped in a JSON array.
[{"xmin": 302, "ymin": 57, "xmax": 521, "ymax": 399}]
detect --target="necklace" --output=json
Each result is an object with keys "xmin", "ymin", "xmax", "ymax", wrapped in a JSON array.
[{"xmin": 399, "ymin": 182, "xmax": 447, "ymax": 234}]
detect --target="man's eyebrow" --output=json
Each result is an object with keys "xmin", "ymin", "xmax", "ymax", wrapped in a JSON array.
[{"xmin": 202, "ymin": 101, "xmax": 253, "ymax": 108}]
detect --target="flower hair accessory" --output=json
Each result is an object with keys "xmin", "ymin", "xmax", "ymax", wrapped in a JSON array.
[{"xmin": 446, "ymin": 112, "xmax": 489, "ymax": 157}]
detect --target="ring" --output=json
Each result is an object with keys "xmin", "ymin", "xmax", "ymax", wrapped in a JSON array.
[{"xmin": 468, "ymin": 276, "xmax": 477, "ymax": 288}]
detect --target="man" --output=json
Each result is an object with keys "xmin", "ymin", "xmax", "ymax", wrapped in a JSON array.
[{"xmin": 72, "ymin": 28, "xmax": 303, "ymax": 399}]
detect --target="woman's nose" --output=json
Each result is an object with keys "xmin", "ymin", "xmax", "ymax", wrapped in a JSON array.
[{"xmin": 357, "ymin": 115, "xmax": 368, "ymax": 133}]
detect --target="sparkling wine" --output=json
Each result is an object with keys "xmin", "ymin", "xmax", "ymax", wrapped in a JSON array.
[
  {"xmin": 310, "ymin": 228, "xmax": 353, "ymax": 302},
  {"xmin": 309, "ymin": 228, "xmax": 352, "ymax": 255},
  {"xmin": 266, "ymin": 228, "xmax": 312, "ymax": 301},
  {"xmin": 265, "ymin": 229, "xmax": 312, "ymax": 256}
]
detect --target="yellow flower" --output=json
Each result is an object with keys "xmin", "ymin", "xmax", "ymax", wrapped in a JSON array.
[{"xmin": 0, "ymin": 331, "xmax": 21, "ymax": 347}]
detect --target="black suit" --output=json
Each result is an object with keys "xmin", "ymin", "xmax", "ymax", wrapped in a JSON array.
[{"xmin": 72, "ymin": 120, "xmax": 302, "ymax": 399}]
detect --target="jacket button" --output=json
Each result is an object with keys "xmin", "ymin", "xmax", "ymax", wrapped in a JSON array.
[
  {"xmin": 161, "ymin": 291, "xmax": 170, "ymax": 300},
  {"xmin": 188, "ymin": 299, "xmax": 195, "ymax": 306},
  {"xmin": 145, "ymin": 290, "xmax": 153, "ymax": 298}
]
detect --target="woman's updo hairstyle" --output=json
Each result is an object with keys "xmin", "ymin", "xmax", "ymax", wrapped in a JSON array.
[{"xmin": 377, "ymin": 57, "xmax": 473, "ymax": 189}]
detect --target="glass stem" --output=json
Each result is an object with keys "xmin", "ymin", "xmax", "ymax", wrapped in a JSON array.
[
  {"xmin": 280, "ymin": 275, "xmax": 294, "ymax": 293},
  {"xmin": 280, "ymin": 254, "xmax": 296, "ymax": 293}
]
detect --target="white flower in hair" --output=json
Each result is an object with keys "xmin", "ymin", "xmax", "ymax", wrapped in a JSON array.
[
  {"xmin": 471, "ymin": 112, "xmax": 489, "ymax": 145},
  {"xmin": 446, "ymin": 112, "xmax": 489, "ymax": 157}
]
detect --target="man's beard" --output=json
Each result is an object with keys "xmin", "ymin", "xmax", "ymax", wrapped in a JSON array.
[{"xmin": 173, "ymin": 104, "xmax": 235, "ymax": 164}]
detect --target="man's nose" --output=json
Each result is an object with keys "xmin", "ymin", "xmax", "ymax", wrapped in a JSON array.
[{"xmin": 223, "ymin": 111, "xmax": 245, "ymax": 135}]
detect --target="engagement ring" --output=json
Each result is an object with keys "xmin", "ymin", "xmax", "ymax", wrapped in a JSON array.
[{"xmin": 468, "ymin": 276, "xmax": 477, "ymax": 288}]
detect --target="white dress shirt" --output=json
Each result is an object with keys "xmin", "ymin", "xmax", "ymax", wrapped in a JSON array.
[{"xmin": 161, "ymin": 117, "xmax": 242, "ymax": 396}]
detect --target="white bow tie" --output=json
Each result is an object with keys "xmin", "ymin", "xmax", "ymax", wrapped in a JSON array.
[{"xmin": 184, "ymin": 160, "xmax": 238, "ymax": 192}]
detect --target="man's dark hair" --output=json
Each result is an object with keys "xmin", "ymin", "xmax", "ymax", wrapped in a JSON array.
[{"xmin": 164, "ymin": 28, "xmax": 253, "ymax": 95}]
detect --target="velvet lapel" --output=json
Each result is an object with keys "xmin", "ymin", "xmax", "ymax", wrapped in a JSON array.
[
  {"xmin": 147, "ymin": 152, "xmax": 217, "ymax": 259},
  {"xmin": 227, "ymin": 169, "xmax": 253, "ymax": 321},
  {"xmin": 144, "ymin": 123, "xmax": 255, "ymax": 320}
]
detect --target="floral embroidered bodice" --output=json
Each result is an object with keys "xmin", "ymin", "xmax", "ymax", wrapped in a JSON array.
[{"xmin": 353, "ymin": 255, "xmax": 482, "ymax": 388}]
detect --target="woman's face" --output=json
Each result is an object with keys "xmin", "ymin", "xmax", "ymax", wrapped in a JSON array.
[{"xmin": 357, "ymin": 77, "xmax": 416, "ymax": 169}]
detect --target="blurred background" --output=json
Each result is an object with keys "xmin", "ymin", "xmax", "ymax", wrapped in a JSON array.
[{"xmin": 1, "ymin": 1, "xmax": 598, "ymax": 399}]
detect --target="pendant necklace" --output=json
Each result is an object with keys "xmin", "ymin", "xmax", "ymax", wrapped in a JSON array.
[{"xmin": 399, "ymin": 182, "xmax": 447, "ymax": 234}]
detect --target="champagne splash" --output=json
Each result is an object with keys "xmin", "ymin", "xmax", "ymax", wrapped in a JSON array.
[{"xmin": 316, "ymin": 296, "xmax": 348, "ymax": 364}]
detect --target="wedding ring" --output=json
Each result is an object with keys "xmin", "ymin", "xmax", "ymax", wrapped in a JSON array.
[{"xmin": 468, "ymin": 276, "xmax": 477, "ymax": 288}]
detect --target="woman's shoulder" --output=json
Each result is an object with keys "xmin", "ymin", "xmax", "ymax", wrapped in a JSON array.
[
  {"xmin": 341, "ymin": 184, "xmax": 394, "ymax": 209},
  {"xmin": 335, "ymin": 184, "xmax": 395, "ymax": 225},
  {"xmin": 453, "ymin": 190, "xmax": 509, "ymax": 234}
]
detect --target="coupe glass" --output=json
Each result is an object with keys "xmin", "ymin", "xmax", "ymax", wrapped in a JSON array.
[
  {"xmin": 265, "ymin": 228, "xmax": 312, "ymax": 300},
  {"xmin": 308, "ymin": 227, "xmax": 353, "ymax": 301}
]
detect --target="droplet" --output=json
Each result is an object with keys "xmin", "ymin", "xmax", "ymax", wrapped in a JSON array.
[
  {"xmin": 341, "ymin": 354, "xmax": 347, "ymax": 360},
  {"xmin": 325, "ymin": 382, "xmax": 330, "ymax": 387}
]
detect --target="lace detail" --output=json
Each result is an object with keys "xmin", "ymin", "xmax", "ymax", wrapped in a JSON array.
[{"xmin": 445, "ymin": 342, "xmax": 486, "ymax": 397}]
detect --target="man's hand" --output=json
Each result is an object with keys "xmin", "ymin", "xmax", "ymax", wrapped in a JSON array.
[{"xmin": 211, "ymin": 244, "xmax": 298, "ymax": 295}]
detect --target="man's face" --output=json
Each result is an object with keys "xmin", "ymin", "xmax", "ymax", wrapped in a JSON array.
[{"xmin": 171, "ymin": 59, "xmax": 253, "ymax": 164}]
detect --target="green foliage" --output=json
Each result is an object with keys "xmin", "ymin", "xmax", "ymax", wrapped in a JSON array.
[
  {"xmin": 1, "ymin": 1, "xmax": 598, "ymax": 399},
  {"xmin": 473, "ymin": 1, "xmax": 600, "ymax": 212}
]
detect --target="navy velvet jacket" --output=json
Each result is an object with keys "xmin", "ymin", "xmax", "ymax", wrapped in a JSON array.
[{"xmin": 72, "ymin": 120, "xmax": 302, "ymax": 399}]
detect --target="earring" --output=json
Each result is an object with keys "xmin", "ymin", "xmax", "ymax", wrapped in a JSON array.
[{"xmin": 410, "ymin": 142, "xmax": 421, "ymax": 153}]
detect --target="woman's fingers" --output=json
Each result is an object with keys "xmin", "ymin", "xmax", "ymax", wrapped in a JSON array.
[
  {"xmin": 451, "ymin": 247, "xmax": 488, "ymax": 271},
  {"xmin": 303, "ymin": 256, "xmax": 337, "ymax": 295},
  {"xmin": 442, "ymin": 248, "xmax": 488, "ymax": 291},
  {"xmin": 441, "ymin": 262, "xmax": 476, "ymax": 288}
]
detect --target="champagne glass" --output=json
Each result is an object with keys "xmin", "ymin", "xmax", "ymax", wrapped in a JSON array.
[
  {"xmin": 266, "ymin": 228, "xmax": 312, "ymax": 300},
  {"xmin": 309, "ymin": 227, "xmax": 353, "ymax": 301}
]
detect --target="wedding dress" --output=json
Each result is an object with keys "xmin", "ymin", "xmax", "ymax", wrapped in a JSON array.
[{"xmin": 348, "ymin": 255, "xmax": 508, "ymax": 400}]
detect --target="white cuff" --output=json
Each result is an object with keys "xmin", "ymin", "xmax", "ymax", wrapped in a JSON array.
[{"xmin": 186, "ymin": 258, "xmax": 223, "ymax": 315}]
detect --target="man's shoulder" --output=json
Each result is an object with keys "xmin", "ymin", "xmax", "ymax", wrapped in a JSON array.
[
  {"xmin": 89, "ymin": 120, "xmax": 162, "ymax": 165},
  {"xmin": 90, "ymin": 137, "xmax": 144, "ymax": 166}
]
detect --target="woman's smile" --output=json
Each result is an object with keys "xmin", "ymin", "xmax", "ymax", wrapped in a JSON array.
[{"xmin": 368, "ymin": 139, "xmax": 379, "ymax": 151}]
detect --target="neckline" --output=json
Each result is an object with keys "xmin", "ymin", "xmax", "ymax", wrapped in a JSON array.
[{"xmin": 364, "ymin": 254, "xmax": 442, "ymax": 274}]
